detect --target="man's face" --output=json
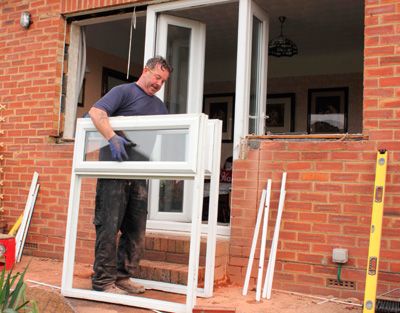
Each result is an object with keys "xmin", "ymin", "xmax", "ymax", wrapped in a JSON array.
[{"xmin": 142, "ymin": 64, "xmax": 170, "ymax": 96}]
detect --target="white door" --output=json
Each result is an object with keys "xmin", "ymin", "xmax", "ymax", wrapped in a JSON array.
[
  {"xmin": 233, "ymin": 0, "xmax": 269, "ymax": 158},
  {"xmin": 145, "ymin": 9, "xmax": 206, "ymax": 222}
]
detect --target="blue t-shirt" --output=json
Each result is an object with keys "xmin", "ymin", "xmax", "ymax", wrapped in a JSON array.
[{"xmin": 94, "ymin": 82, "xmax": 168, "ymax": 117}]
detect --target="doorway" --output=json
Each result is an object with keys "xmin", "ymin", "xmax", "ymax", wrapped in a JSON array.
[{"xmin": 64, "ymin": 1, "xmax": 245, "ymax": 237}]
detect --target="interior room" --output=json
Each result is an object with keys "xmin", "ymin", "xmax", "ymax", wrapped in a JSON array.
[
  {"xmin": 76, "ymin": 0, "xmax": 363, "ymax": 151},
  {"xmin": 69, "ymin": 0, "xmax": 364, "ymax": 227}
]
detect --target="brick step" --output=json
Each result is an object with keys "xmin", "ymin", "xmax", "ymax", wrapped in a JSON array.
[
  {"xmin": 141, "ymin": 234, "xmax": 229, "ymax": 286},
  {"xmin": 133, "ymin": 259, "xmax": 205, "ymax": 286},
  {"xmin": 144, "ymin": 233, "xmax": 230, "ymax": 267}
]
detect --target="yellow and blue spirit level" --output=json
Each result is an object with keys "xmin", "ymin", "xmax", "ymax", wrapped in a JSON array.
[{"xmin": 363, "ymin": 150, "xmax": 388, "ymax": 313}]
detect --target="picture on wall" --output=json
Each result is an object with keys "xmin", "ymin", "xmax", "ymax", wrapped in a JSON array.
[
  {"xmin": 308, "ymin": 87, "xmax": 348, "ymax": 134},
  {"xmin": 102, "ymin": 67, "xmax": 137, "ymax": 96},
  {"xmin": 265, "ymin": 93, "xmax": 295, "ymax": 133},
  {"xmin": 203, "ymin": 93, "xmax": 235, "ymax": 142}
]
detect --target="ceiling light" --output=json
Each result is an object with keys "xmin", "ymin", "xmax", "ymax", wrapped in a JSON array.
[{"xmin": 269, "ymin": 16, "xmax": 298, "ymax": 57}]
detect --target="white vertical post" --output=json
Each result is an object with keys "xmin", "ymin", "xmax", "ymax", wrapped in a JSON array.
[
  {"xmin": 256, "ymin": 179, "xmax": 271, "ymax": 301},
  {"xmin": 186, "ymin": 115, "xmax": 207, "ymax": 311},
  {"xmin": 262, "ymin": 172, "xmax": 287, "ymax": 299},
  {"xmin": 15, "ymin": 172, "xmax": 39, "ymax": 261},
  {"xmin": 203, "ymin": 120, "xmax": 222, "ymax": 297},
  {"xmin": 233, "ymin": 0, "xmax": 251, "ymax": 159},
  {"xmin": 242, "ymin": 181, "xmax": 267, "ymax": 296}
]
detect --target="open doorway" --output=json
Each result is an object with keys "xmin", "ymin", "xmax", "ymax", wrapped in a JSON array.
[
  {"xmin": 63, "ymin": 1, "xmax": 240, "ymax": 235},
  {"xmin": 62, "ymin": 0, "xmax": 364, "ymax": 234}
]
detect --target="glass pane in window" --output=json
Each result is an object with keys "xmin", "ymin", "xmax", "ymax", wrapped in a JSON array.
[
  {"xmin": 84, "ymin": 129, "xmax": 188, "ymax": 162},
  {"xmin": 248, "ymin": 16, "xmax": 262, "ymax": 134},
  {"xmin": 164, "ymin": 25, "xmax": 191, "ymax": 114},
  {"xmin": 158, "ymin": 179, "xmax": 184, "ymax": 213}
]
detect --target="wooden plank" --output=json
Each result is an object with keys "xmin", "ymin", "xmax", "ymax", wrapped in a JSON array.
[
  {"xmin": 247, "ymin": 133, "xmax": 367, "ymax": 140},
  {"xmin": 193, "ymin": 306, "xmax": 236, "ymax": 313}
]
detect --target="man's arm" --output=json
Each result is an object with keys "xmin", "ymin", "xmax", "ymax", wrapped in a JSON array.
[
  {"xmin": 88, "ymin": 107, "xmax": 115, "ymax": 140},
  {"xmin": 88, "ymin": 106, "xmax": 128, "ymax": 162}
]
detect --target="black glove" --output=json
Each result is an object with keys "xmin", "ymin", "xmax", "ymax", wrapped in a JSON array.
[{"xmin": 108, "ymin": 134, "xmax": 129, "ymax": 161}]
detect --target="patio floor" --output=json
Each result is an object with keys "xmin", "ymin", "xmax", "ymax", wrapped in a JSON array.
[{"xmin": 13, "ymin": 256, "xmax": 362, "ymax": 313}]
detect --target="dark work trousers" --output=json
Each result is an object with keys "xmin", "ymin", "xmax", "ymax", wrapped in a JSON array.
[{"xmin": 92, "ymin": 178, "xmax": 148, "ymax": 291}]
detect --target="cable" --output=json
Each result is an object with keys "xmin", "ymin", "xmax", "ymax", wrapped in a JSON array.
[
  {"xmin": 126, "ymin": 7, "xmax": 136, "ymax": 79},
  {"xmin": 337, "ymin": 263, "xmax": 342, "ymax": 283}
]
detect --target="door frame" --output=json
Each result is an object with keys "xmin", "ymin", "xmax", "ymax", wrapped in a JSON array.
[
  {"xmin": 64, "ymin": 0, "xmax": 270, "ymax": 236},
  {"xmin": 233, "ymin": 0, "xmax": 269, "ymax": 158},
  {"xmin": 145, "ymin": 12, "xmax": 206, "ymax": 222},
  {"xmin": 144, "ymin": 0, "xmax": 232, "ymax": 235},
  {"xmin": 154, "ymin": 14, "xmax": 206, "ymax": 112}
]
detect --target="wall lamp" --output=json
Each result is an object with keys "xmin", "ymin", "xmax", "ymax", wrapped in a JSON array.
[{"xmin": 20, "ymin": 11, "xmax": 32, "ymax": 29}]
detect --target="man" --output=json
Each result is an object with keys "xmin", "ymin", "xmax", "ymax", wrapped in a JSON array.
[{"xmin": 88, "ymin": 56, "xmax": 172, "ymax": 294}]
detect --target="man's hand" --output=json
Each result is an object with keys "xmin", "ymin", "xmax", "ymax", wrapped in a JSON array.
[{"xmin": 108, "ymin": 134, "xmax": 129, "ymax": 161}]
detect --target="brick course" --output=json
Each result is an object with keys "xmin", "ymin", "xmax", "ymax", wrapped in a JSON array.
[{"xmin": 230, "ymin": 138, "xmax": 400, "ymax": 297}]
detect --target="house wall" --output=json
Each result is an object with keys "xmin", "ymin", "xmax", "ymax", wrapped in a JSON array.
[
  {"xmin": 1, "ymin": 0, "xmax": 70, "ymax": 259},
  {"xmin": 0, "ymin": 0, "xmax": 399, "ymax": 301},
  {"xmin": 228, "ymin": 1, "xmax": 400, "ymax": 299}
]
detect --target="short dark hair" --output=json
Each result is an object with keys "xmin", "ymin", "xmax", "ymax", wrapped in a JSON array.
[{"xmin": 146, "ymin": 56, "xmax": 173, "ymax": 73}]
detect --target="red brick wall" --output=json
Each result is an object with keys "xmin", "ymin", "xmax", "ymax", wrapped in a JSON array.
[
  {"xmin": 1, "ymin": 0, "xmax": 399, "ymax": 300},
  {"xmin": 0, "ymin": 0, "xmax": 71, "ymax": 259},
  {"xmin": 61, "ymin": 0, "xmax": 142, "ymax": 14},
  {"xmin": 228, "ymin": 0, "xmax": 400, "ymax": 299}
]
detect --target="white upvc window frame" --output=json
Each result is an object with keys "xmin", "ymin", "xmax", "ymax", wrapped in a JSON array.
[
  {"xmin": 62, "ymin": 114, "xmax": 210, "ymax": 313},
  {"xmin": 202, "ymin": 119, "xmax": 223, "ymax": 297},
  {"xmin": 154, "ymin": 14, "xmax": 206, "ymax": 114},
  {"xmin": 74, "ymin": 114, "xmax": 201, "ymax": 175},
  {"xmin": 143, "ymin": 119, "xmax": 222, "ymax": 298},
  {"xmin": 248, "ymin": 2, "xmax": 269, "ymax": 135},
  {"xmin": 148, "ymin": 118, "xmax": 220, "ymax": 222},
  {"xmin": 233, "ymin": 0, "xmax": 269, "ymax": 158},
  {"xmin": 144, "ymin": 0, "xmax": 232, "ymax": 111}
]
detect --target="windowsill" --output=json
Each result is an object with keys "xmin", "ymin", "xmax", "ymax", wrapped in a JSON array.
[
  {"xmin": 247, "ymin": 133, "xmax": 368, "ymax": 140},
  {"xmin": 49, "ymin": 135, "xmax": 75, "ymax": 144}
]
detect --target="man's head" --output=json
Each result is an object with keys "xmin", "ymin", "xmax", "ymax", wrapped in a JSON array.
[{"xmin": 137, "ymin": 56, "xmax": 173, "ymax": 96}]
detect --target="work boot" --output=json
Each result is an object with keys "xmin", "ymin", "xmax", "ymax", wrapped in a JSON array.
[
  {"xmin": 116, "ymin": 278, "xmax": 145, "ymax": 294},
  {"xmin": 102, "ymin": 283, "xmax": 129, "ymax": 295}
]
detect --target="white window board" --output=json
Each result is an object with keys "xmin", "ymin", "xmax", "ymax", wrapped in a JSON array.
[{"xmin": 61, "ymin": 114, "xmax": 221, "ymax": 312}]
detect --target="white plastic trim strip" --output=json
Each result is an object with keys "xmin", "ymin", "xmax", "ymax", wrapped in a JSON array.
[{"xmin": 15, "ymin": 172, "xmax": 39, "ymax": 262}]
